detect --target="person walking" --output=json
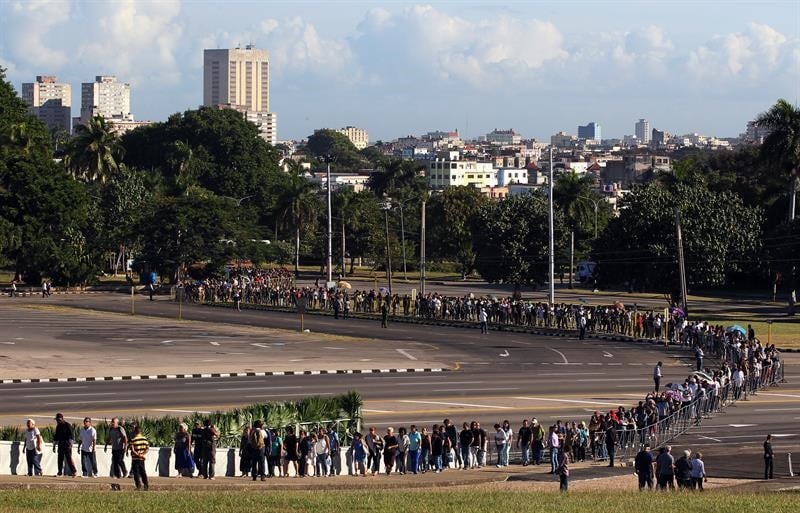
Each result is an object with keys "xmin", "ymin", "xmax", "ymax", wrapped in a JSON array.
[
  {"xmin": 695, "ymin": 347, "xmax": 704, "ymax": 372},
  {"xmin": 654, "ymin": 361, "xmax": 663, "ymax": 392},
  {"xmin": 548, "ymin": 426, "xmax": 560, "ymax": 474},
  {"xmin": 249, "ymin": 421, "xmax": 266, "ymax": 481},
  {"xmin": 691, "ymin": 451, "xmax": 706, "ymax": 491},
  {"xmin": 129, "ymin": 424, "xmax": 149, "ymax": 491},
  {"xmin": 105, "ymin": 417, "xmax": 128, "ymax": 478},
  {"xmin": 200, "ymin": 419, "xmax": 219, "ymax": 479},
  {"xmin": 53, "ymin": 413, "xmax": 77, "ymax": 477},
  {"xmin": 479, "ymin": 307, "xmax": 488, "ymax": 334},
  {"xmin": 634, "ymin": 444, "xmax": 655, "ymax": 490},
  {"xmin": 656, "ymin": 446, "xmax": 675, "ymax": 490},
  {"xmin": 605, "ymin": 420, "xmax": 617, "ymax": 467},
  {"xmin": 24, "ymin": 419, "xmax": 43, "ymax": 477},
  {"xmin": 239, "ymin": 426, "xmax": 252, "ymax": 477},
  {"xmin": 407, "ymin": 425, "xmax": 421, "ymax": 474},
  {"xmin": 78, "ymin": 417, "xmax": 98, "ymax": 477},
  {"xmin": 675, "ymin": 449, "xmax": 693, "ymax": 489},
  {"xmin": 764, "ymin": 434, "xmax": 774, "ymax": 480},
  {"xmin": 174, "ymin": 423, "xmax": 194, "ymax": 477},
  {"xmin": 556, "ymin": 445, "xmax": 571, "ymax": 492},
  {"xmin": 380, "ymin": 302, "xmax": 389, "ymax": 328},
  {"xmin": 518, "ymin": 419, "xmax": 533, "ymax": 466},
  {"xmin": 190, "ymin": 421, "xmax": 204, "ymax": 478},
  {"xmin": 326, "ymin": 424, "xmax": 340, "ymax": 476}
]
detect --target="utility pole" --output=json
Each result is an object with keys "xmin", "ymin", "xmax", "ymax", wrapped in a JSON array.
[
  {"xmin": 420, "ymin": 199, "xmax": 426, "ymax": 296},
  {"xmin": 341, "ymin": 221, "xmax": 346, "ymax": 278},
  {"xmin": 382, "ymin": 201, "xmax": 393, "ymax": 295},
  {"xmin": 548, "ymin": 147, "xmax": 555, "ymax": 305},
  {"xmin": 569, "ymin": 230, "xmax": 574, "ymax": 289},
  {"xmin": 325, "ymin": 156, "xmax": 333, "ymax": 287},
  {"xmin": 675, "ymin": 208, "xmax": 689, "ymax": 317},
  {"xmin": 400, "ymin": 203, "xmax": 408, "ymax": 280}
]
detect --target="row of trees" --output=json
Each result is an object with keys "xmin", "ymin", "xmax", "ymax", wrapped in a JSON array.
[{"xmin": 1, "ymin": 66, "xmax": 797, "ymax": 302}]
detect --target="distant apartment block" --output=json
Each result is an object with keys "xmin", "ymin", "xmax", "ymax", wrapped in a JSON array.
[
  {"xmin": 76, "ymin": 75, "xmax": 132, "ymax": 129},
  {"xmin": 336, "ymin": 126, "xmax": 369, "ymax": 150},
  {"xmin": 550, "ymin": 131, "xmax": 577, "ymax": 148},
  {"xmin": 426, "ymin": 155, "xmax": 496, "ymax": 189},
  {"xmin": 577, "ymin": 122, "xmax": 601, "ymax": 142},
  {"xmin": 635, "ymin": 118, "xmax": 651, "ymax": 144},
  {"xmin": 22, "ymin": 75, "xmax": 71, "ymax": 133},
  {"xmin": 485, "ymin": 128, "xmax": 521, "ymax": 146},
  {"xmin": 203, "ymin": 46, "xmax": 277, "ymax": 144},
  {"xmin": 740, "ymin": 120, "xmax": 770, "ymax": 145}
]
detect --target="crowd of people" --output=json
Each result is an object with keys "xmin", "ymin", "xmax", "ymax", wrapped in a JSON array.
[{"xmin": 24, "ymin": 355, "xmax": 758, "ymax": 492}]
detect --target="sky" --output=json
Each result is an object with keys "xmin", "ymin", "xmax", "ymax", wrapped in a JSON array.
[{"xmin": 2, "ymin": 0, "xmax": 799, "ymax": 141}]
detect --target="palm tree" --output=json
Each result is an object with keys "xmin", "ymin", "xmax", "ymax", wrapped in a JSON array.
[
  {"xmin": 167, "ymin": 140, "xmax": 195, "ymax": 192},
  {"xmin": 276, "ymin": 173, "xmax": 320, "ymax": 275},
  {"xmin": 64, "ymin": 116, "xmax": 123, "ymax": 183},
  {"xmin": 755, "ymin": 99, "xmax": 800, "ymax": 221},
  {"xmin": 367, "ymin": 159, "xmax": 424, "ymax": 198},
  {"xmin": 553, "ymin": 171, "xmax": 601, "ymax": 235}
]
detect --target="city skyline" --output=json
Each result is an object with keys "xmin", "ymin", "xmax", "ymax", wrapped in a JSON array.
[{"xmin": 2, "ymin": 0, "xmax": 798, "ymax": 141}]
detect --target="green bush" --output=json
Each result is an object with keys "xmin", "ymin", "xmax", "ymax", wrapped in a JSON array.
[{"xmin": 3, "ymin": 392, "xmax": 362, "ymax": 447}]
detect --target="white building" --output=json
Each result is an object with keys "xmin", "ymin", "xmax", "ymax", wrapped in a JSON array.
[
  {"xmin": 635, "ymin": 119, "xmax": 651, "ymax": 144},
  {"xmin": 426, "ymin": 156, "xmax": 496, "ymax": 189},
  {"xmin": 21, "ymin": 75, "xmax": 71, "ymax": 133},
  {"xmin": 486, "ymin": 128, "xmax": 522, "ymax": 146},
  {"xmin": 496, "ymin": 167, "xmax": 529, "ymax": 186},
  {"xmin": 77, "ymin": 75, "xmax": 132, "ymax": 128},
  {"xmin": 203, "ymin": 46, "xmax": 277, "ymax": 144},
  {"xmin": 336, "ymin": 126, "xmax": 369, "ymax": 150},
  {"xmin": 307, "ymin": 172, "xmax": 369, "ymax": 193}
]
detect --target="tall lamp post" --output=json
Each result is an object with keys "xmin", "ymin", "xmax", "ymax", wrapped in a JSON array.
[
  {"xmin": 548, "ymin": 147, "xmax": 555, "ymax": 305},
  {"xmin": 321, "ymin": 154, "xmax": 336, "ymax": 287},
  {"xmin": 381, "ymin": 200, "xmax": 393, "ymax": 295}
]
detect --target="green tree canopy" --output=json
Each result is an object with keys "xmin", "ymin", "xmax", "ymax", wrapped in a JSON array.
[
  {"xmin": 473, "ymin": 191, "xmax": 568, "ymax": 285},
  {"xmin": 427, "ymin": 186, "xmax": 489, "ymax": 278},
  {"xmin": 592, "ymin": 180, "xmax": 763, "ymax": 290},
  {"xmin": 305, "ymin": 129, "xmax": 367, "ymax": 172},
  {"xmin": 64, "ymin": 116, "xmax": 122, "ymax": 183}
]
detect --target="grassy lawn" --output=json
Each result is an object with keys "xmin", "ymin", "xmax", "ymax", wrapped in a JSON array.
[
  {"xmin": 0, "ymin": 489, "xmax": 796, "ymax": 513},
  {"xmin": 695, "ymin": 317, "xmax": 800, "ymax": 349}
]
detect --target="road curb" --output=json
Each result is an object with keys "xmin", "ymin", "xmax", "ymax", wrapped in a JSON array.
[{"xmin": 0, "ymin": 367, "xmax": 448, "ymax": 385}]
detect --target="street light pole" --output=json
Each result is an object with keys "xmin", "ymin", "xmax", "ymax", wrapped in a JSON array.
[
  {"xmin": 399, "ymin": 203, "xmax": 408, "ymax": 281},
  {"xmin": 382, "ymin": 202, "xmax": 393, "ymax": 295},
  {"xmin": 326, "ymin": 159, "xmax": 333, "ymax": 286},
  {"xmin": 420, "ymin": 199, "xmax": 426, "ymax": 297},
  {"xmin": 548, "ymin": 147, "xmax": 555, "ymax": 305}
]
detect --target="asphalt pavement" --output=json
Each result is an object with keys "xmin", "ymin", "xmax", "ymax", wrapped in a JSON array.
[{"xmin": 1, "ymin": 293, "xmax": 798, "ymax": 480}]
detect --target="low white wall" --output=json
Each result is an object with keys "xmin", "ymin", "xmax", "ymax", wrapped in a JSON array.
[{"xmin": 0, "ymin": 441, "xmax": 356, "ymax": 477}]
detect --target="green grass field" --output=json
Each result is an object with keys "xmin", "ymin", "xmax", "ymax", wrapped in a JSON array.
[
  {"xmin": 0, "ymin": 489, "xmax": 796, "ymax": 513},
  {"xmin": 698, "ymin": 318, "xmax": 800, "ymax": 349}
]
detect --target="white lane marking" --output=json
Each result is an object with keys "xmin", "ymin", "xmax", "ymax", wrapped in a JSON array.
[
  {"xmin": 359, "ymin": 359, "xmax": 372, "ymax": 362},
  {"xmin": 209, "ymin": 341, "xmax": 220, "ymax": 346},
  {"xmin": 513, "ymin": 396, "xmax": 621, "ymax": 407},
  {"xmin": 536, "ymin": 372, "xmax": 607, "ymax": 377},
  {"xmin": 324, "ymin": 347, "xmax": 344, "ymax": 350},
  {"xmin": 161, "ymin": 340, "xmax": 174, "ymax": 345},
  {"xmin": 499, "ymin": 350, "xmax": 510, "ymax": 357},
  {"xmin": 396, "ymin": 349, "xmax": 418, "ymax": 361},
  {"xmin": 729, "ymin": 424, "xmax": 756, "ymax": 428},
  {"xmin": 2, "ymin": 386, "xmax": 88, "ymax": 392},
  {"xmin": 2, "ymin": 342, "xmax": 15, "ymax": 345},
  {"xmin": 245, "ymin": 393, "xmax": 333, "ymax": 398},
  {"xmin": 13, "ymin": 338, "xmax": 25, "ymax": 340},
  {"xmin": 398, "ymin": 400, "xmax": 511, "ymax": 410},
  {"xmin": 577, "ymin": 378, "xmax": 648, "ymax": 382},
  {"xmin": 216, "ymin": 386, "xmax": 303, "ymax": 392},
  {"xmin": 392, "ymin": 381, "xmax": 479, "ymax": 386},
  {"xmin": 153, "ymin": 409, "xmax": 211, "ymax": 414},
  {"xmin": 603, "ymin": 351, "xmax": 613, "ymax": 358},
  {"xmin": 114, "ymin": 358, "xmax": 133, "ymax": 361},
  {"xmin": 547, "ymin": 347, "xmax": 569, "ymax": 365},
  {"xmin": 24, "ymin": 392, "xmax": 115, "ymax": 399},
  {"xmin": 362, "ymin": 409, "xmax": 393, "ymax": 413},
  {"xmin": 759, "ymin": 392, "xmax": 800, "ymax": 399},
  {"xmin": 364, "ymin": 376, "xmax": 450, "ymax": 380},
  {"xmin": 251, "ymin": 343, "xmax": 271, "ymax": 349},
  {"xmin": 755, "ymin": 408, "xmax": 800, "ymax": 412},
  {"xmin": 45, "ymin": 399, "xmax": 143, "ymax": 406},
  {"xmin": 587, "ymin": 363, "xmax": 602, "ymax": 366},
  {"xmin": 608, "ymin": 363, "xmax": 623, "ymax": 366},
  {"xmin": 289, "ymin": 358, "xmax": 308, "ymax": 362},
  {"xmin": 438, "ymin": 387, "xmax": 520, "ymax": 392},
  {"xmin": 699, "ymin": 435, "xmax": 722, "ymax": 442},
  {"xmin": 126, "ymin": 339, "xmax": 135, "ymax": 342}
]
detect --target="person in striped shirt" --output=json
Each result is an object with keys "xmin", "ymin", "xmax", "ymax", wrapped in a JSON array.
[{"xmin": 129, "ymin": 425, "xmax": 149, "ymax": 491}]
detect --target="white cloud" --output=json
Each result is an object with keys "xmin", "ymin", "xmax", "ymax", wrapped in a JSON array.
[
  {"xmin": 352, "ymin": 4, "xmax": 567, "ymax": 88},
  {"xmin": 6, "ymin": 0, "xmax": 72, "ymax": 69},
  {"xmin": 77, "ymin": 0, "xmax": 184, "ymax": 85},
  {"xmin": 687, "ymin": 23, "xmax": 794, "ymax": 80},
  {"xmin": 259, "ymin": 17, "xmax": 352, "ymax": 76}
]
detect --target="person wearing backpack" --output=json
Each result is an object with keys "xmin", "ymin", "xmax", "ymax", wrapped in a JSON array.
[
  {"xmin": 250, "ymin": 420, "xmax": 266, "ymax": 481},
  {"xmin": 326, "ymin": 424, "xmax": 340, "ymax": 476},
  {"xmin": 200, "ymin": 419, "xmax": 219, "ymax": 480}
]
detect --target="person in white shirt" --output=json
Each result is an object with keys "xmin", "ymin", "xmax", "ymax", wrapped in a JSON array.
[
  {"xmin": 24, "ymin": 419, "xmax": 43, "ymax": 476},
  {"xmin": 79, "ymin": 417, "xmax": 98, "ymax": 477}
]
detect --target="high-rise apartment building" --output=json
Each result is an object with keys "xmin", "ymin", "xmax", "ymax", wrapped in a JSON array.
[
  {"xmin": 578, "ymin": 122, "xmax": 601, "ymax": 142},
  {"xmin": 336, "ymin": 126, "xmax": 369, "ymax": 150},
  {"xmin": 21, "ymin": 75, "xmax": 71, "ymax": 133},
  {"xmin": 635, "ymin": 118, "xmax": 651, "ymax": 144},
  {"xmin": 203, "ymin": 46, "xmax": 277, "ymax": 144},
  {"xmin": 76, "ymin": 75, "xmax": 133, "ymax": 128}
]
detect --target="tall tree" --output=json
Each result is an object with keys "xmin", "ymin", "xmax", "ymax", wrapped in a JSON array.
[
  {"xmin": 275, "ymin": 173, "xmax": 321, "ymax": 275},
  {"xmin": 367, "ymin": 158, "xmax": 426, "ymax": 199},
  {"xmin": 427, "ymin": 186, "xmax": 489, "ymax": 278},
  {"xmin": 473, "ymin": 191, "xmax": 568, "ymax": 286},
  {"xmin": 755, "ymin": 99, "xmax": 800, "ymax": 222},
  {"xmin": 64, "ymin": 116, "xmax": 123, "ymax": 183}
]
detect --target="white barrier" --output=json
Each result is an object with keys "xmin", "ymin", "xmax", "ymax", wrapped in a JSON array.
[{"xmin": 0, "ymin": 441, "xmax": 355, "ymax": 478}]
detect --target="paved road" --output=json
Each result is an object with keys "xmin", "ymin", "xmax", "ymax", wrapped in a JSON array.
[{"xmin": 0, "ymin": 293, "xmax": 797, "ymax": 479}]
